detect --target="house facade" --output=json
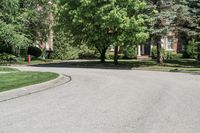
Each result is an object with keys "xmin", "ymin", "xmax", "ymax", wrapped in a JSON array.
[{"xmin": 137, "ymin": 32, "xmax": 181, "ymax": 59}]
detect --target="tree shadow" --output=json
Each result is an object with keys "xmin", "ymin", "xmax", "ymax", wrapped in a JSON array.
[
  {"xmin": 164, "ymin": 59, "xmax": 200, "ymax": 68},
  {"xmin": 31, "ymin": 60, "xmax": 157, "ymax": 70},
  {"xmin": 31, "ymin": 59, "xmax": 200, "ymax": 72}
]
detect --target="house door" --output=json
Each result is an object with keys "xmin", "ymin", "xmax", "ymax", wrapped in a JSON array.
[{"xmin": 144, "ymin": 42, "xmax": 151, "ymax": 55}]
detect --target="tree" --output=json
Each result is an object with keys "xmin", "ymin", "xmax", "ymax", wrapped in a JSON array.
[
  {"xmin": 188, "ymin": 0, "xmax": 200, "ymax": 60},
  {"xmin": 187, "ymin": 38, "xmax": 198, "ymax": 59},
  {"xmin": 0, "ymin": 0, "xmax": 30, "ymax": 51},
  {"xmin": 147, "ymin": 0, "xmax": 176, "ymax": 64},
  {"xmin": 58, "ymin": 0, "xmax": 149, "ymax": 63},
  {"xmin": 174, "ymin": 0, "xmax": 200, "ymax": 59},
  {"xmin": 0, "ymin": 0, "xmax": 51, "ymax": 55},
  {"xmin": 18, "ymin": 0, "xmax": 52, "ymax": 46}
]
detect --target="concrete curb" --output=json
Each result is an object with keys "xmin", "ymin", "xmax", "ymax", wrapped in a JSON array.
[{"xmin": 0, "ymin": 74, "xmax": 72, "ymax": 102}]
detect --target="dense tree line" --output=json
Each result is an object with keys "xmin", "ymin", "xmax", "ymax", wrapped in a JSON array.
[{"xmin": 0, "ymin": 0, "xmax": 200, "ymax": 63}]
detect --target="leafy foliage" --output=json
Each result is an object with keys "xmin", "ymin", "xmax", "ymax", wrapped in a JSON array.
[
  {"xmin": 123, "ymin": 45, "xmax": 137, "ymax": 59},
  {"xmin": 0, "ymin": 0, "xmax": 51, "ymax": 54},
  {"xmin": 78, "ymin": 45, "xmax": 97, "ymax": 59},
  {"xmin": 0, "ymin": 0, "xmax": 31, "ymax": 48},
  {"xmin": 173, "ymin": 0, "xmax": 200, "ymax": 60},
  {"xmin": 186, "ymin": 39, "xmax": 198, "ymax": 59},
  {"xmin": 151, "ymin": 45, "xmax": 165, "ymax": 59},
  {"xmin": 147, "ymin": 0, "xmax": 176, "ymax": 64},
  {"xmin": 58, "ymin": 0, "xmax": 149, "ymax": 63},
  {"xmin": 0, "ymin": 53, "xmax": 17, "ymax": 64},
  {"xmin": 52, "ymin": 31, "xmax": 79, "ymax": 60}
]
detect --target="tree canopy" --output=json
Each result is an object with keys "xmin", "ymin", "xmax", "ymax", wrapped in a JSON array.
[
  {"xmin": 58, "ymin": 0, "xmax": 150, "ymax": 62},
  {"xmin": 1, "ymin": 0, "xmax": 200, "ymax": 63},
  {"xmin": 0, "ymin": 0, "xmax": 51, "ymax": 51}
]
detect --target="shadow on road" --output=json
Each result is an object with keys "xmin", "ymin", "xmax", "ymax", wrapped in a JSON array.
[
  {"xmin": 31, "ymin": 61, "xmax": 131, "ymax": 70},
  {"xmin": 30, "ymin": 60, "xmax": 200, "ymax": 76},
  {"xmin": 31, "ymin": 60, "xmax": 156, "ymax": 70}
]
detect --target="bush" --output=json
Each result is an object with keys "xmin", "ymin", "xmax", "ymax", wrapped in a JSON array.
[
  {"xmin": 164, "ymin": 51, "xmax": 174, "ymax": 60},
  {"xmin": 27, "ymin": 46, "xmax": 42, "ymax": 58},
  {"xmin": 52, "ymin": 30, "xmax": 80, "ymax": 60},
  {"xmin": 78, "ymin": 45, "xmax": 97, "ymax": 59},
  {"xmin": 186, "ymin": 39, "xmax": 198, "ymax": 59},
  {"xmin": 52, "ymin": 43, "xmax": 79, "ymax": 60},
  {"xmin": 151, "ymin": 46, "xmax": 165, "ymax": 59},
  {"xmin": 151, "ymin": 46, "xmax": 182, "ymax": 60},
  {"xmin": 123, "ymin": 45, "xmax": 137, "ymax": 59},
  {"xmin": 0, "ymin": 53, "xmax": 17, "ymax": 64},
  {"xmin": 107, "ymin": 52, "xmax": 124, "ymax": 60},
  {"xmin": 172, "ymin": 53, "xmax": 183, "ymax": 59},
  {"xmin": 107, "ymin": 52, "xmax": 114, "ymax": 59}
]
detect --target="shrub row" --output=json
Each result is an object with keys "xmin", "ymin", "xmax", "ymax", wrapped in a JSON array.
[
  {"xmin": 0, "ymin": 53, "xmax": 17, "ymax": 64},
  {"xmin": 151, "ymin": 46, "xmax": 183, "ymax": 60}
]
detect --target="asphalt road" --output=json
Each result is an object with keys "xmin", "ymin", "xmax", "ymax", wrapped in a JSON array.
[{"xmin": 1, "ymin": 66, "xmax": 200, "ymax": 133}]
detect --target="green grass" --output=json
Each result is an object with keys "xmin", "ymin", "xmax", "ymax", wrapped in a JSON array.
[
  {"xmin": 136, "ymin": 59, "xmax": 200, "ymax": 73},
  {"xmin": 17, "ymin": 58, "xmax": 58, "ymax": 65},
  {"xmin": 118, "ymin": 59, "xmax": 200, "ymax": 73},
  {"xmin": 37, "ymin": 59, "xmax": 200, "ymax": 74},
  {"xmin": 0, "ymin": 71, "xmax": 59, "ymax": 92},
  {"xmin": 0, "ymin": 67, "xmax": 19, "ymax": 72}
]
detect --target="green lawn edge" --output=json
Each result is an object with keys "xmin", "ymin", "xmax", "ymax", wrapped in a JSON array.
[
  {"xmin": 0, "ymin": 67, "xmax": 19, "ymax": 72},
  {"xmin": 0, "ymin": 71, "xmax": 59, "ymax": 92}
]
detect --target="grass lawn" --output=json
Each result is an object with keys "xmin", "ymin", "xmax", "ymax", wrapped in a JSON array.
[
  {"xmin": 0, "ymin": 67, "xmax": 19, "ymax": 72},
  {"xmin": 0, "ymin": 71, "xmax": 59, "ymax": 92},
  {"xmin": 34, "ymin": 59, "xmax": 200, "ymax": 74},
  {"xmin": 134, "ymin": 59, "xmax": 200, "ymax": 73},
  {"xmin": 17, "ymin": 59, "xmax": 60, "ymax": 65}
]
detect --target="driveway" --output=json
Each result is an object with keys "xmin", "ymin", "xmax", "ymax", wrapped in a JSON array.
[{"xmin": 0, "ymin": 66, "xmax": 200, "ymax": 133}]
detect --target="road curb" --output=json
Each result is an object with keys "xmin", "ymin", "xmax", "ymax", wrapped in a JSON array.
[{"xmin": 0, "ymin": 74, "xmax": 72, "ymax": 102}]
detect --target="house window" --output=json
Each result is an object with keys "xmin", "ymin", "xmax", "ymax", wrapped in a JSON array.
[{"xmin": 167, "ymin": 36, "xmax": 174, "ymax": 50}]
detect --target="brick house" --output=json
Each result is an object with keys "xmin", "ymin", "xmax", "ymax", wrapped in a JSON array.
[
  {"xmin": 160, "ymin": 32, "xmax": 180, "ymax": 53},
  {"xmin": 137, "ymin": 32, "xmax": 182, "ymax": 59}
]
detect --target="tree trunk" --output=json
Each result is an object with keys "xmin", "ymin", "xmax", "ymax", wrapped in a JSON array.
[
  {"xmin": 156, "ymin": 36, "xmax": 163, "ymax": 64},
  {"xmin": 114, "ymin": 46, "xmax": 119, "ymax": 65},
  {"xmin": 198, "ymin": 43, "xmax": 200, "ymax": 61},
  {"xmin": 96, "ymin": 46, "xmax": 107, "ymax": 63},
  {"xmin": 100, "ymin": 51, "xmax": 106, "ymax": 63}
]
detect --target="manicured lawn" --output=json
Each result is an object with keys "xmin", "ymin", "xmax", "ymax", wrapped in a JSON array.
[
  {"xmin": 34, "ymin": 59, "xmax": 200, "ymax": 74},
  {"xmin": 17, "ymin": 59, "xmax": 60, "ymax": 65},
  {"xmin": 0, "ymin": 71, "xmax": 59, "ymax": 92},
  {"xmin": 135, "ymin": 59, "xmax": 200, "ymax": 73},
  {"xmin": 0, "ymin": 67, "xmax": 19, "ymax": 72}
]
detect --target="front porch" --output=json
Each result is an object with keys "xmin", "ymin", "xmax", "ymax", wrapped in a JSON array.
[{"xmin": 137, "ymin": 44, "xmax": 152, "ymax": 60}]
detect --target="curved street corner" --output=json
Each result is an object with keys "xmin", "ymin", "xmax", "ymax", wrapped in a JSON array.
[{"xmin": 0, "ymin": 66, "xmax": 200, "ymax": 133}]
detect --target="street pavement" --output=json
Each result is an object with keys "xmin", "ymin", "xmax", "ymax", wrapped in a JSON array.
[{"xmin": 0, "ymin": 66, "xmax": 200, "ymax": 133}]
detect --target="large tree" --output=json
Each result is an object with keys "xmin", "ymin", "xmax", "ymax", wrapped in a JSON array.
[
  {"xmin": 58, "ymin": 0, "xmax": 149, "ymax": 63},
  {"xmin": 18, "ymin": 0, "xmax": 52, "ymax": 46},
  {"xmin": 147, "ymin": 0, "xmax": 176, "ymax": 64},
  {"xmin": 0, "ymin": 0, "xmax": 30, "ymax": 50},
  {"xmin": 0, "ymin": 0, "xmax": 51, "ymax": 54},
  {"xmin": 173, "ymin": 0, "xmax": 200, "ymax": 59},
  {"xmin": 188, "ymin": 0, "xmax": 200, "ymax": 59}
]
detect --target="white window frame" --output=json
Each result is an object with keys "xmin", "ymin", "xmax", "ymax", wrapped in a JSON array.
[{"xmin": 166, "ymin": 36, "xmax": 174, "ymax": 50}]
